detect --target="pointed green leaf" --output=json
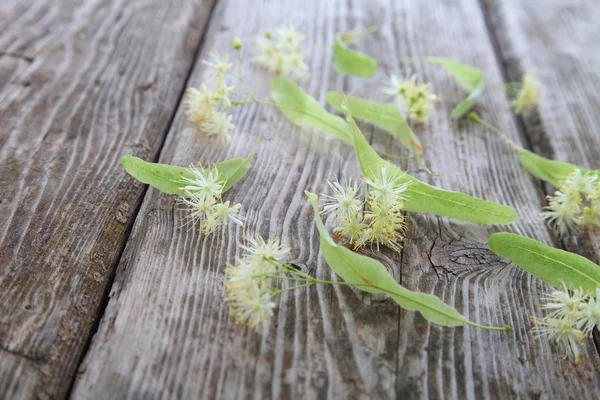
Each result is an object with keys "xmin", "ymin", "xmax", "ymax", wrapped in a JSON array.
[
  {"xmin": 489, "ymin": 232, "xmax": 600, "ymax": 292},
  {"xmin": 338, "ymin": 30, "xmax": 364, "ymax": 46},
  {"xmin": 426, "ymin": 57, "xmax": 487, "ymax": 119},
  {"xmin": 217, "ymin": 138, "xmax": 261, "ymax": 191},
  {"xmin": 122, "ymin": 156, "xmax": 193, "ymax": 195},
  {"xmin": 271, "ymin": 77, "xmax": 352, "ymax": 144},
  {"xmin": 450, "ymin": 79, "xmax": 486, "ymax": 118},
  {"xmin": 517, "ymin": 149, "xmax": 594, "ymax": 189},
  {"xmin": 347, "ymin": 119, "xmax": 518, "ymax": 224},
  {"xmin": 122, "ymin": 146, "xmax": 257, "ymax": 195},
  {"xmin": 326, "ymin": 92, "xmax": 424, "ymax": 155},
  {"xmin": 426, "ymin": 57, "xmax": 485, "ymax": 91},
  {"xmin": 333, "ymin": 37, "xmax": 377, "ymax": 78},
  {"xmin": 307, "ymin": 191, "xmax": 475, "ymax": 327}
]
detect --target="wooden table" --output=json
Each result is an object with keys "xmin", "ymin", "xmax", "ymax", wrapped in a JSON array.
[{"xmin": 1, "ymin": 0, "xmax": 599, "ymax": 398}]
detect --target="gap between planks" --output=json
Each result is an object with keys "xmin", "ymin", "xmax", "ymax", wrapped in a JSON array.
[
  {"xmin": 61, "ymin": 0, "xmax": 222, "ymax": 397},
  {"xmin": 477, "ymin": 0, "xmax": 600, "ymax": 360}
]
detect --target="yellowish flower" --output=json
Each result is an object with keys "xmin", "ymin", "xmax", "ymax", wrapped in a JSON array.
[
  {"xmin": 255, "ymin": 25, "xmax": 309, "ymax": 80},
  {"xmin": 540, "ymin": 169, "xmax": 600, "ymax": 237},
  {"xmin": 184, "ymin": 52, "xmax": 238, "ymax": 142},
  {"xmin": 321, "ymin": 167, "xmax": 411, "ymax": 252},
  {"xmin": 513, "ymin": 73, "xmax": 540, "ymax": 116},
  {"xmin": 225, "ymin": 234, "xmax": 290, "ymax": 331},
  {"xmin": 533, "ymin": 316, "xmax": 584, "ymax": 364},
  {"xmin": 384, "ymin": 73, "xmax": 437, "ymax": 124}
]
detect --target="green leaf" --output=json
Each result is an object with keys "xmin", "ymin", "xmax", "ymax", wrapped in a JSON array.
[
  {"xmin": 426, "ymin": 57, "xmax": 485, "ymax": 91},
  {"xmin": 307, "ymin": 191, "xmax": 509, "ymax": 330},
  {"xmin": 122, "ymin": 145, "xmax": 258, "ymax": 195},
  {"xmin": 450, "ymin": 79, "xmax": 486, "ymax": 118},
  {"xmin": 271, "ymin": 77, "xmax": 352, "ymax": 144},
  {"xmin": 517, "ymin": 149, "xmax": 593, "ymax": 189},
  {"xmin": 217, "ymin": 138, "xmax": 261, "ymax": 192},
  {"xmin": 333, "ymin": 37, "xmax": 377, "ymax": 78},
  {"xmin": 338, "ymin": 30, "xmax": 364, "ymax": 46},
  {"xmin": 326, "ymin": 92, "xmax": 424, "ymax": 155},
  {"xmin": 122, "ymin": 156, "xmax": 194, "ymax": 195},
  {"xmin": 489, "ymin": 232, "xmax": 600, "ymax": 293},
  {"xmin": 426, "ymin": 57, "xmax": 487, "ymax": 119},
  {"xmin": 347, "ymin": 118, "xmax": 518, "ymax": 224}
]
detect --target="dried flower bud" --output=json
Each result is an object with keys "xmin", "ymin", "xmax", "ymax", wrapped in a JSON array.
[{"xmin": 232, "ymin": 36, "xmax": 243, "ymax": 50}]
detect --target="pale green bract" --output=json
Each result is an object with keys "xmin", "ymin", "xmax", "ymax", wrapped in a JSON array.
[
  {"xmin": 489, "ymin": 232, "xmax": 600, "ymax": 293},
  {"xmin": 347, "ymin": 117, "xmax": 518, "ymax": 224},
  {"xmin": 469, "ymin": 112, "xmax": 597, "ymax": 188},
  {"xmin": 333, "ymin": 35, "xmax": 377, "ymax": 78},
  {"xmin": 271, "ymin": 77, "xmax": 352, "ymax": 144},
  {"xmin": 451, "ymin": 79, "xmax": 486, "ymax": 118},
  {"xmin": 121, "ymin": 143, "xmax": 257, "ymax": 195},
  {"xmin": 326, "ymin": 92, "xmax": 424, "ymax": 155},
  {"xmin": 307, "ymin": 191, "xmax": 509, "ymax": 330},
  {"xmin": 517, "ymin": 149, "xmax": 595, "ymax": 189},
  {"xmin": 425, "ymin": 57, "xmax": 486, "ymax": 118}
]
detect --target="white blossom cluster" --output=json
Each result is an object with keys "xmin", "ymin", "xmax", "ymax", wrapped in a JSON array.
[
  {"xmin": 540, "ymin": 169, "xmax": 600, "ymax": 237},
  {"xmin": 534, "ymin": 285, "xmax": 600, "ymax": 364},
  {"xmin": 225, "ymin": 236, "xmax": 290, "ymax": 331},
  {"xmin": 512, "ymin": 73, "xmax": 540, "ymax": 116},
  {"xmin": 384, "ymin": 73, "xmax": 438, "ymax": 125},
  {"xmin": 179, "ymin": 166, "xmax": 244, "ymax": 234},
  {"xmin": 183, "ymin": 53, "xmax": 236, "ymax": 143},
  {"xmin": 321, "ymin": 166, "xmax": 411, "ymax": 253},
  {"xmin": 255, "ymin": 26, "xmax": 309, "ymax": 80}
]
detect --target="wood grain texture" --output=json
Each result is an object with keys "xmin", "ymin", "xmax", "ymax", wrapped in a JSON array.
[
  {"xmin": 480, "ymin": 0, "xmax": 600, "ymax": 262},
  {"xmin": 0, "ymin": 0, "xmax": 215, "ymax": 397},
  {"xmin": 73, "ymin": 0, "xmax": 600, "ymax": 399}
]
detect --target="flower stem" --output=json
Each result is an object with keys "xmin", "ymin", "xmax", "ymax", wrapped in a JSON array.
[
  {"xmin": 270, "ymin": 282, "xmax": 314, "ymax": 296},
  {"xmin": 376, "ymin": 150, "xmax": 419, "ymax": 161},
  {"xmin": 264, "ymin": 260, "xmax": 512, "ymax": 332},
  {"xmin": 467, "ymin": 322, "xmax": 513, "ymax": 332},
  {"xmin": 468, "ymin": 112, "xmax": 522, "ymax": 152}
]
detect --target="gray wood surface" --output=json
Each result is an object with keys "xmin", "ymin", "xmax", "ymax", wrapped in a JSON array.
[
  {"xmin": 0, "ymin": 0, "xmax": 216, "ymax": 397},
  {"xmin": 68, "ymin": 0, "xmax": 600, "ymax": 399},
  {"xmin": 481, "ymin": 0, "xmax": 600, "ymax": 262}
]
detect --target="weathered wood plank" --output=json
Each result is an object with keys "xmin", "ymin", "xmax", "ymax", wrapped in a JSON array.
[
  {"xmin": 73, "ymin": 0, "xmax": 600, "ymax": 398},
  {"xmin": 0, "ymin": 350, "xmax": 41, "ymax": 399},
  {"xmin": 0, "ymin": 0, "xmax": 215, "ymax": 397},
  {"xmin": 350, "ymin": 0, "xmax": 600, "ymax": 398},
  {"xmin": 480, "ymin": 0, "xmax": 600, "ymax": 262}
]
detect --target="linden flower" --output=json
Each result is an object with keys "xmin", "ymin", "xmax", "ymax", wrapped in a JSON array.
[
  {"xmin": 534, "ymin": 316, "xmax": 585, "ymax": 363},
  {"xmin": 333, "ymin": 215, "xmax": 368, "ymax": 245},
  {"xmin": 534, "ymin": 284, "xmax": 600, "ymax": 362},
  {"xmin": 364, "ymin": 166, "xmax": 410, "ymax": 208},
  {"xmin": 513, "ymin": 73, "xmax": 540, "ymax": 116},
  {"xmin": 273, "ymin": 25, "xmax": 306, "ymax": 51},
  {"xmin": 203, "ymin": 52, "xmax": 233, "ymax": 81},
  {"xmin": 227, "ymin": 285, "xmax": 276, "ymax": 331},
  {"xmin": 184, "ymin": 52, "xmax": 238, "ymax": 143},
  {"xmin": 241, "ymin": 235, "xmax": 290, "ymax": 262},
  {"xmin": 225, "ymin": 234, "xmax": 291, "ymax": 331},
  {"xmin": 384, "ymin": 73, "xmax": 437, "ymax": 124},
  {"xmin": 177, "ymin": 165, "xmax": 244, "ymax": 235},
  {"xmin": 181, "ymin": 166, "xmax": 224, "ymax": 202},
  {"xmin": 540, "ymin": 169, "xmax": 600, "ymax": 237},
  {"xmin": 578, "ymin": 289, "xmax": 600, "ymax": 335},
  {"xmin": 202, "ymin": 201, "xmax": 245, "ymax": 234},
  {"xmin": 183, "ymin": 87, "xmax": 235, "ymax": 144},
  {"xmin": 322, "ymin": 167, "xmax": 411, "ymax": 252},
  {"xmin": 201, "ymin": 110, "xmax": 235, "ymax": 143},
  {"xmin": 541, "ymin": 284, "xmax": 587, "ymax": 319},
  {"xmin": 321, "ymin": 178, "xmax": 363, "ymax": 218},
  {"xmin": 255, "ymin": 25, "xmax": 309, "ymax": 80}
]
